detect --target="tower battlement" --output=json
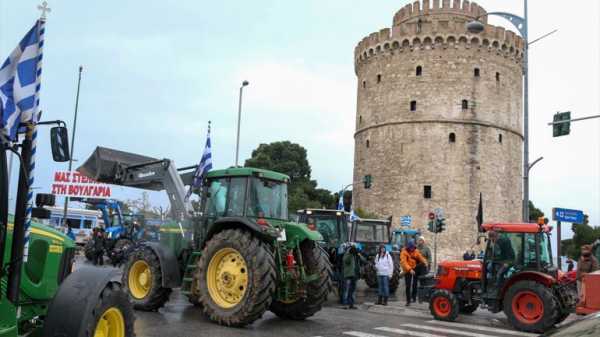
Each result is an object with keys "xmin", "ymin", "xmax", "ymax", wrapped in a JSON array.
[{"xmin": 354, "ymin": 0, "xmax": 524, "ymax": 73}]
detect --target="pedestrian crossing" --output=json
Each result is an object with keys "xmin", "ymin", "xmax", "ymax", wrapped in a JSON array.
[{"xmin": 340, "ymin": 320, "xmax": 538, "ymax": 337}]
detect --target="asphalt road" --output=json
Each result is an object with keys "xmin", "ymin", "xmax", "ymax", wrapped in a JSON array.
[{"xmin": 133, "ymin": 286, "xmax": 543, "ymax": 337}]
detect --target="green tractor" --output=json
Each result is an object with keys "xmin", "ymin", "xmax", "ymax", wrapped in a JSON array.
[
  {"xmin": 78, "ymin": 147, "xmax": 332, "ymax": 327},
  {"xmin": 1, "ymin": 125, "xmax": 134, "ymax": 337}
]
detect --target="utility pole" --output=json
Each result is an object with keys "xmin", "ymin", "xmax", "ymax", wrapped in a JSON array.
[
  {"xmin": 62, "ymin": 66, "xmax": 83, "ymax": 226},
  {"xmin": 234, "ymin": 80, "xmax": 249, "ymax": 167}
]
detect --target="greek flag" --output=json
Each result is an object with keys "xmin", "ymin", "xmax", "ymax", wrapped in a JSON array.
[
  {"xmin": 186, "ymin": 123, "xmax": 212, "ymax": 199},
  {"xmin": 337, "ymin": 191, "xmax": 344, "ymax": 211},
  {"xmin": 349, "ymin": 209, "xmax": 360, "ymax": 222},
  {"xmin": 0, "ymin": 20, "xmax": 44, "ymax": 141}
]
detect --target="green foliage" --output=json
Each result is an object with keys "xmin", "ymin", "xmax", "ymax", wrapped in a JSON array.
[
  {"xmin": 528, "ymin": 201, "xmax": 544, "ymax": 222},
  {"xmin": 244, "ymin": 141, "xmax": 336, "ymax": 213},
  {"xmin": 562, "ymin": 214, "xmax": 600, "ymax": 259}
]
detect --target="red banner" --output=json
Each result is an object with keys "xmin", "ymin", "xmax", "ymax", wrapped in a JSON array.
[{"xmin": 51, "ymin": 171, "xmax": 112, "ymax": 198}]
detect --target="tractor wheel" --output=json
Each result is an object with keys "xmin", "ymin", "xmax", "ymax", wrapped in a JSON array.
[
  {"xmin": 555, "ymin": 310, "xmax": 570, "ymax": 325},
  {"xmin": 460, "ymin": 302, "xmax": 479, "ymax": 314},
  {"xmin": 84, "ymin": 240, "xmax": 95, "ymax": 261},
  {"xmin": 195, "ymin": 229, "xmax": 276, "ymax": 327},
  {"xmin": 187, "ymin": 293, "xmax": 203, "ymax": 307},
  {"xmin": 89, "ymin": 282, "xmax": 136, "ymax": 337},
  {"xmin": 503, "ymin": 281, "xmax": 559, "ymax": 333},
  {"xmin": 115, "ymin": 238, "xmax": 133, "ymax": 251},
  {"xmin": 429, "ymin": 289, "xmax": 460, "ymax": 321},
  {"xmin": 389, "ymin": 259, "xmax": 402, "ymax": 293},
  {"xmin": 122, "ymin": 246, "xmax": 171, "ymax": 311},
  {"xmin": 270, "ymin": 242, "xmax": 332, "ymax": 320},
  {"xmin": 363, "ymin": 262, "xmax": 378, "ymax": 288}
]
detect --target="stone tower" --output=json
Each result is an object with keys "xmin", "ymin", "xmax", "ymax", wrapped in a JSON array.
[{"xmin": 353, "ymin": 0, "xmax": 524, "ymax": 259}]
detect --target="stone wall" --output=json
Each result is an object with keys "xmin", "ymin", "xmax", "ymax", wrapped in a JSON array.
[{"xmin": 352, "ymin": 0, "xmax": 523, "ymax": 260}]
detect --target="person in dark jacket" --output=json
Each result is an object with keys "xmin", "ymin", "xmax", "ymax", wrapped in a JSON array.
[
  {"xmin": 577, "ymin": 244, "xmax": 599, "ymax": 295},
  {"xmin": 92, "ymin": 227, "xmax": 105, "ymax": 266},
  {"xmin": 342, "ymin": 245, "xmax": 364, "ymax": 309},
  {"xmin": 486, "ymin": 230, "xmax": 515, "ymax": 287}
]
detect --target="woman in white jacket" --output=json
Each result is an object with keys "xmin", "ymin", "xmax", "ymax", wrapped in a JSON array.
[{"xmin": 375, "ymin": 245, "xmax": 394, "ymax": 305}]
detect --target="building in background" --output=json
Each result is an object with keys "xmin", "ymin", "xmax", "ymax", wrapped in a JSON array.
[{"xmin": 352, "ymin": 0, "xmax": 523, "ymax": 259}]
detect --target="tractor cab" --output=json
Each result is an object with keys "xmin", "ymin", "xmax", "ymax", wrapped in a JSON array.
[
  {"xmin": 392, "ymin": 228, "xmax": 421, "ymax": 252},
  {"xmin": 296, "ymin": 209, "xmax": 349, "ymax": 249},
  {"xmin": 481, "ymin": 222, "xmax": 556, "ymax": 302},
  {"xmin": 350, "ymin": 218, "xmax": 392, "ymax": 255}
]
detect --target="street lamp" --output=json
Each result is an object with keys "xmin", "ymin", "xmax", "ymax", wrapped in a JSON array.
[
  {"xmin": 234, "ymin": 80, "xmax": 249, "ymax": 167},
  {"xmin": 466, "ymin": 1, "xmax": 531, "ymax": 222}
]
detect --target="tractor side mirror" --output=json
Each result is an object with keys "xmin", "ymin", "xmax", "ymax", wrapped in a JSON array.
[{"xmin": 50, "ymin": 126, "xmax": 70, "ymax": 162}]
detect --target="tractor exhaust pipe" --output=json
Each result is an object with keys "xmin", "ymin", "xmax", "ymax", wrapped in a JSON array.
[{"xmin": 0, "ymin": 147, "xmax": 9, "ymax": 299}]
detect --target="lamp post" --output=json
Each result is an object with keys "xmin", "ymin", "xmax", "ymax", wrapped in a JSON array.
[
  {"xmin": 234, "ymin": 80, "xmax": 249, "ymax": 167},
  {"xmin": 466, "ymin": 0, "xmax": 531, "ymax": 222}
]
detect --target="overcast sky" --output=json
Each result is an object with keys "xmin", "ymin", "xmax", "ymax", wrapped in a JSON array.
[{"xmin": 1, "ymin": 1, "xmax": 599, "ymax": 242}]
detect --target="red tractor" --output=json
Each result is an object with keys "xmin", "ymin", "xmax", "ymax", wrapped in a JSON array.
[{"xmin": 418, "ymin": 222, "xmax": 578, "ymax": 333}]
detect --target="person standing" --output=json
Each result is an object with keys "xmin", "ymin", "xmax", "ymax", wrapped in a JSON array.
[
  {"xmin": 566, "ymin": 258, "xmax": 575, "ymax": 272},
  {"xmin": 92, "ymin": 227, "xmax": 105, "ymax": 266},
  {"xmin": 417, "ymin": 236, "xmax": 431, "ymax": 271},
  {"xmin": 342, "ymin": 245, "xmax": 363, "ymax": 309},
  {"xmin": 400, "ymin": 239, "xmax": 428, "ymax": 306},
  {"xmin": 374, "ymin": 245, "xmax": 394, "ymax": 306},
  {"xmin": 577, "ymin": 244, "xmax": 599, "ymax": 295}
]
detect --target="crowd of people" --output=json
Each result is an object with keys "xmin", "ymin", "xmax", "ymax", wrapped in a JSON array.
[{"xmin": 340, "ymin": 236, "xmax": 431, "ymax": 309}]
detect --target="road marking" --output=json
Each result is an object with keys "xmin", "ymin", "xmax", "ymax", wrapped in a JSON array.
[
  {"xmin": 374, "ymin": 327, "xmax": 444, "ymax": 337},
  {"xmin": 397, "ymin": 324, "xmax": 495, "ymax": 337},
  {"xmin": 426, "ymin": 320, "xmax": 538, "ymax": 337},
  {"xmin": 343, "ymin": 332, "xmax": 389, "ymax": 337}
]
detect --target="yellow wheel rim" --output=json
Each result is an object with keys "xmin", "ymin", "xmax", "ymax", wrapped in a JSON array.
[
  {"xmin": 128, "ymin": 260, "xmax": 151, "ymax": 299},
  {"xmin": 94, "ymin": 307, "xmax": 125, "ymax": 337},
  {"xmin": 207, "ymin": 247, "xmax": 248, "ymax": 309}
]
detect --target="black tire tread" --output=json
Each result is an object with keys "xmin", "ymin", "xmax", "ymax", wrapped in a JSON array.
[
  {"xmin": 270, "ymin": 242, "xmax": 332, "ymax": 320},
  {"xmin": 195, "ymin": 229, "xmax": 276, "ymax": 327},
  {"xmin": 429, "ymin": 289, "xmax": 460, "ymax": 322},
  {"xmin": 503, "ymin": 280, "xmax": 559, "ymax": 333},
  {"xmin": 122, "ymin": 246, "xmax": 171, "ymax": 311},
  {"xmin": 83, "ymin": 281, "xmax": 136, "ymax": 337}
]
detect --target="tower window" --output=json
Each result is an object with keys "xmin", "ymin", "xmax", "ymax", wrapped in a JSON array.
[
  {"xmin": 474, "ymin": 68, "xmax": 480, "ymax": 77},
  {"xmin": 362, "ymin": 80, "xmax": 366, "ymax": 89},
  {"xmin": 416, "ymin": 66, "xmax": 423, "ymax": 76},
  {"xmin": 498, "ymin": 134, "xmax": 503, "ymax": 143},
  {"xmin": 366, "ymin": 140, "xmax": 370, "ymax": 148},
  {"xmin": 462, "ymin": 99, "xmax": 469, "ymax": 110},
  {"xmin": 423, "ymin": 185, "xmax": 432, "ymax": 199},
  {"xmin": 359, "ymin": 115, "xmax": 362, "ymax": 125},
  {"xmin": 410, "ymin": 100, "xmax": 417, "ymax": 111},
  {"xmin": 496, "ymin": 72, "xmax": 500, "ymax": 82},
  {"xmin": 449, "ymin": 133, "xmax": 456, "ymax": 143},
  {"xmin": 377, "ymin": 74, "xmax": 382, "ymax": 83}
]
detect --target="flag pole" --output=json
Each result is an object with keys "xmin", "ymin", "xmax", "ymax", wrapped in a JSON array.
[{"xmin": 61, "ymin": 65, "xmax": 83, "ymax": 226}]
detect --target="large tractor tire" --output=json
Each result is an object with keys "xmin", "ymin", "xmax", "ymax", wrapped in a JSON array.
[
  {"xmin": 84, "ymin": 240, "xmax": 95, "ymax": 261},
  {"xmin": 122, "ymin": 246, "xmax": 171, "ymax": 311},
  {"xmin": 195, "ymin": 229, "xmax": 276, "ymax": 327},
  {"xmin": 363, "ymin": 262, "xmax": 378, "ymax": 288},
  {"xmin": 429, "ymin": 289, "xmax": 460, "ymax": 322},
  {"xmin": 503, "ymin": 281, "xmax": 559, "ymax": 333},
  {"xmin": 270, "ymin": 242, "xmax": 332, "ymax": 320},
  {"xmin": 389, "ymin": 259, "xmax": 402, "ymax": 293},
  {"xmin": 44, "ymin": 268, "xmax": 135, "ymax": 337}
]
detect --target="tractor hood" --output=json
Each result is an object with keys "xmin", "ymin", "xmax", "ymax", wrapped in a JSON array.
[{"xmin": 439, "ymin": 260, "xmax": 482, "ymax": 271}]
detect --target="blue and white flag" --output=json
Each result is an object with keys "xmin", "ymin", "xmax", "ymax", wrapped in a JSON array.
[
  {"xmin": 349, "ymin": 209, "xmax": 360, "ymax": 222},
  {"xmin": 337, "ymin": 191, "xmax": 344, "ymax": 211},
  {"xmin": 0, "ymin": 20, "xmax": 45, "ymax": 141},
  {"xmin": 186, "ymin": 123, "xmax": 213, "ymax": 199}
]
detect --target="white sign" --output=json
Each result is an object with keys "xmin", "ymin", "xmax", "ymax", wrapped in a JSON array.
[
  {"xmin": 434, "ymin": 208, "xmax": 444, "ymax": 219},
  {"xmin": 400, "ymin": 215, "xmax": 412, "ymax": 226},
  {"xmin": 51, "ymin": 171, "xmax": 112, "ymax": 199}
]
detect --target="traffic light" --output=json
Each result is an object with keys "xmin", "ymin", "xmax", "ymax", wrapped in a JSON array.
[
  {"xmin": 427, "ymin": 220, "xmax": 435, "ymax": 233},
  {"xmin": 363, "ymin": 175, "xmax": 372, "ymax": 189},
  {"xmin": 553, "ymin": 111, "xmax": 571, "ymax": 137},
  {"xmin": 435, "ymin": 218, "xmax": 446, "ymax": 233}
]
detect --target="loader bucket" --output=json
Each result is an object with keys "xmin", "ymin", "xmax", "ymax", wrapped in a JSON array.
[{"xmin": 77, "ymin": 146, "xmax": 159, "ymax": 184}]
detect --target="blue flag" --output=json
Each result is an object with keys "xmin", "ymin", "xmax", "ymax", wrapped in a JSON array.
[
  {"xmin": 337, "ymin": 191, "xmax": 344, "ymax": 211},
  {"xmin": 0, "ymin": 20, "xmax": 45, "ymax": 141}
]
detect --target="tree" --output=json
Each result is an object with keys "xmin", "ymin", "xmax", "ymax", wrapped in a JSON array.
[
  {"xmin": 562, "ymin": 214, "xmax": 600, "ymax": 259},
  {"xmin": 528, "ymin": 201, "xmax": 544, "ymax": 222},
  {"xmin": 245, "ymin": 141, "xmax": 336, "ymax": 213}
]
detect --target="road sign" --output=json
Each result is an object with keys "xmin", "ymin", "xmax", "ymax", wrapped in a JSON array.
[
  {"xmin": 400, "ymin": 215, "xmax": 412, "ymax": 227},
  {"xmin": 552, "ymin": 207, "xmax": 584, "ymax": 223},
  {"xmin": 434, "ymin": 208, "xmax": 444, "ymax": 219}
]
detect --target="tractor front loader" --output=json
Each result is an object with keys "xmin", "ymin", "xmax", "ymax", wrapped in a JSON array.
[
  {"xmin": 78, "ymin": 146, "xmax": 332, "ymax": 327},
  {"xmin": 1, "ymin": 124, "xmax": 134, "ymax": 337}
]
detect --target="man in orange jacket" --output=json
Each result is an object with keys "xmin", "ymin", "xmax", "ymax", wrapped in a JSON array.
[{"xmin": 400, "ymin": 239, "xmax": 428, "ymax": 306}]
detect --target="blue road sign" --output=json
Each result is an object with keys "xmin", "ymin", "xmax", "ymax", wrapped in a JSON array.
[
  {"xmin": 400, "ymin": 215, "xmax": 412, "ymax": 227},
  {"xmin": 553, "ymin": 208, "xmax": 584, "ymax": 223}
]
